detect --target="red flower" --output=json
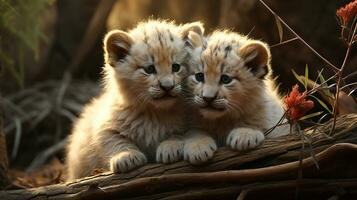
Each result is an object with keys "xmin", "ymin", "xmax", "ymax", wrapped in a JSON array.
[
  {"xmin": 336, "ymin": 0, "xmax": 357, "ymax": 25},
  {"xmin": 284, "ymin": 85, "xmax": 314, "ymax": 122}
]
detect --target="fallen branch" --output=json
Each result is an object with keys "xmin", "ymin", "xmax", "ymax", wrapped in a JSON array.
[{"xmin": 1, "ymin": 114, "xmax": 357, "ymax": 200}]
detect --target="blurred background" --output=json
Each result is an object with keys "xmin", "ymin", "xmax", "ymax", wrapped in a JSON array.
[{"xmin": 0, "ymin": 0, "xmax": 356, "ymax": 186}]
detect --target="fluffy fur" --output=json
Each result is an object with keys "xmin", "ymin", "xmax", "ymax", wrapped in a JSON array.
[
  {"xmin": 183, "ymin": 30, "xmax": 290, "ymax": 164},
  {"xmin": 66, "ymin": 20, "xmax": 204, "ymax": 180}
]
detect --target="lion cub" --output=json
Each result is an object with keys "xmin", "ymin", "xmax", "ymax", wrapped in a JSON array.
[
  {"xmin": 66, "ymin": 20, "xmax": 204, "ymax": 180},
  {"xmin": 183, "ymin": 30, "xmax": 290, "ymax": 164}
]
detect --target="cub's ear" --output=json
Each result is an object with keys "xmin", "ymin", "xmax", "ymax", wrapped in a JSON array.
[
  {"xmin": 180, "ymin": 22, "xmax": 204, "ymax": 38},
  {"xmin": 186, "ymin": 30, "xmax": 204, "ymax": 48},
  {"xmin": 180, "ymin": 22, "xmax": 205, "ymax": 48},
  {"xmin": 239, "ymin": 41, "xmax": 271, "ymax": 79},
  {"xmin": 104, "ymin": 30, "xmax": 134, "ymax": 66}
]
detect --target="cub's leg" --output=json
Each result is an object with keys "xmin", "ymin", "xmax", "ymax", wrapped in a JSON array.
[
  {"xmin": 156, "ymin": 136, "xmax": 184, "ymax": 164},
  {"xmin": 100, "ymin": 133, "xmax": 147, "ymax": 173},
  {"xmin": 226, "ymin": 127, "xmax": 265, "ymax": 151},
  {"xmin": 66, "ymin": 141, "xmax": 102, "ymax": 181},
  {"xmin": 183, "ymin": 130, "xmax": 217, "ymax": 165}
]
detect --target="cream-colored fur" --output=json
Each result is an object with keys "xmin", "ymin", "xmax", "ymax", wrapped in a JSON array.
[
  {"xmin": 66, "ymin": 20, "xmax": 204, "ymax": 180},
  {"xmin": 183, "ymin": 30, "xmax": 290, "ymax": 164}
]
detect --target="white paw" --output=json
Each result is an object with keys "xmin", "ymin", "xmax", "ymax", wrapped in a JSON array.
[
  {"xmin": 184, "ymin": 135, "xmax": 217, "ymax": 165},
  {"xmin": 226, "ymin": 128, "xmax": 265, "ymax": 151},
  {"xmin": 110, "ymin": 150, "xmax": 147, "ymax": 173},
  {"xmin": 156, "ymin": 138, "xmax": 184, "ymax": 164}
]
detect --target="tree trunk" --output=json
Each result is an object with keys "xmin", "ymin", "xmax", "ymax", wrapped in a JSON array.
[{"xmin": 1, "ymin": 114, "xmax": 357, "ymax": 200}]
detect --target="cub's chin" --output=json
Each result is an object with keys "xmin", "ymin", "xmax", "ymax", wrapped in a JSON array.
[
  {"xmin": 199, "ymin": 106, "xmax": 226, "ymax": 119},
  {"xmin": 152, "ymin": 95, "xmax": 177, "ymax": 109}
]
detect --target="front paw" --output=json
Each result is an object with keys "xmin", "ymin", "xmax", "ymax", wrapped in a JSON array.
[
  {"xmin": 110, "ymin": 150, "xmax": 147, "ymax": 173},
  {"xmin": 184, "ymin": 135, "xmax": 217, "ymax": 165},
  {"xmin": 156, "ymin": 138, "xmax": 184, "ymax": 164},
  {"xmin": 226, "ymin": 128, "xmax": 265, "ymax": 151}
]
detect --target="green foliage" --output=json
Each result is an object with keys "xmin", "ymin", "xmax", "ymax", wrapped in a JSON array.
[
  {"xmin": 273, "ymin": 13, "xmax": 283, "ymax": 43},
  {"xmin": 0, "ymin": 0, "xmax": 54, "ymax": 87},
  {"xmin": 309, "ymin": 95, "xmax": 333, "ymax": 114},
  {"xmin": 299, "ymin": 111, "xmax": 323, "ymax": 120},
  {"xmin": 291, "ymin": 65, "xmax": 309, "ymax": 91},
  {"xmin": 292, "ymin": 66, "xmax": 333, "ymax": 115},
  {"xmin": 304, "ymin": 64, "xmax": 309, "ymax": 90},
  {"xmin": 317, "ymin": 70, "xmax": 334, "ymax": 99},
  {"xmin": 292, "ymin": 69, "xmax": 307, "ymax": 90}
]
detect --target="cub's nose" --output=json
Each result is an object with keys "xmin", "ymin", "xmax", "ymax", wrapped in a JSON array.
[
  {"xmin": 203, "ymin": 96, "xmax": 215, "ymax": 103},
  {"xmin": 159, "ymin": 82, "xmax": 174, "ymax": 92}
]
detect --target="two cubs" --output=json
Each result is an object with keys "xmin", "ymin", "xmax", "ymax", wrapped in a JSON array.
[{"xmin": 66, "ymin": 20, "xmax": 289, "ymax": 181}]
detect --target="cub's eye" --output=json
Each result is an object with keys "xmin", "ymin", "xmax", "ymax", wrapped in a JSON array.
[
  {"xmin": 144, "ymin": 65, "xmax": 156, "ymax": 74},
  {"xmin": 195, "ymin": 72, "xmax": 204, "ymax": 82},
  {"xmin": 220, "ymin": 74, "xmax": 232, "ymax": 84},
  {"xmin": 172, "ymin": 63, "xmax": 181, "ymax": 72}
]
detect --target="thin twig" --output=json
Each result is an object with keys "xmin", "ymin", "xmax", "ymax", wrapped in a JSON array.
[
  {"xmin": 259, "ymin": 0, "xmax": 340, "ymax": 73},
  {"xmin": 343, "ymin": 70, "xmax": 357, "ymax": 80},
  {"xmin": 331, "ymin": 24, "xmax": 357, "ymax": 134},
  {"xmin": 11, "ymin": 118, "xmax": 21, "ymax": 159},
  {"xmin": 236, "ymin": 189, "xmax": 249, "ymax": 200},
  {"xmin": 306, "ymin": 73, "xmax": 338, "ymax": 96},
  {"xmin": 55, "ymin": 72, "xmax": 71, "ymax": 107},
  {"xmin": 247, "ymin": 26, "xmax": 255, "ymax": 37},
  {"xmin": 340, "ymin": 82, "xmax": 357, "ymax": 90},
  {"xmin": 271, "ymin": 37, "xmax": 299, "ymax": 48},
  {"xmin": 264, "ymin": 112, "xmax": 288, "ymax": 136},
  {"xmin": 296, "ymin": 124, "xmax": 304, "ymax": 199}
]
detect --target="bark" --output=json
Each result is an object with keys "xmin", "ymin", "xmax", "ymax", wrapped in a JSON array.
[{"xmin": 1, "ymin": 114, "xmax": 357, "ymax": 200}]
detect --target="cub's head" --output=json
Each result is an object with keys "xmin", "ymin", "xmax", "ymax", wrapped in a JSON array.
[
  {"xmin": 103, "ymin": 20, "xmax": 204, "ymax": 109},
  {"xmin": 185, "ymin": 31, "xmax": 271, "ymax": 118}
]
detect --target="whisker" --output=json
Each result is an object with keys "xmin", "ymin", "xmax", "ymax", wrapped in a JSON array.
[{"xmin": 227, "ymin": 102, "xmax": 242, "ymax": 113}]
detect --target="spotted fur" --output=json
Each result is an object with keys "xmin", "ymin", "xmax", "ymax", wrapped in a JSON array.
[
  {"xmin": 183, "ymin": 30, "xmax": 290, "ymax": 164},
  {"xmin": 66, "ymin": 20, "xmax": 204, "ymax": 180}
]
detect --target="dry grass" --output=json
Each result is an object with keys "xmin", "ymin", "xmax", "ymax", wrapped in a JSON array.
[{"xmin": 1, "ymin": 74, "xmax": 99, "ymax": 169}]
